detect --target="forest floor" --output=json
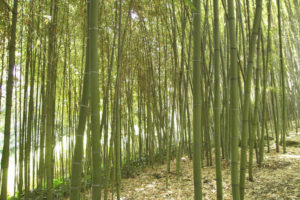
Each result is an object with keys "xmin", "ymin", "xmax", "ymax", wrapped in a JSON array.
[{"xmin": 84, "ymin": 131, "xmax": 300, "ymax": 200}]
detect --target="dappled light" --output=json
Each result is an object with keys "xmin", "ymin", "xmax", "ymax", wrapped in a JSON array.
[{"xmin": 0, "ymin": 0, "xmax": 299, "ymax": 199}]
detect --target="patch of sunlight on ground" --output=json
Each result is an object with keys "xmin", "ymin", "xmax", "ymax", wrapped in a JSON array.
[{"xmin": 280, "ymin": 154, "xmax": 300, "ymax": 159}]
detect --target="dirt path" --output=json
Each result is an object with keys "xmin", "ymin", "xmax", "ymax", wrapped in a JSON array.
[{"xmin": 83, "ymin": 132, "xmax": 300, "ymax": 200}]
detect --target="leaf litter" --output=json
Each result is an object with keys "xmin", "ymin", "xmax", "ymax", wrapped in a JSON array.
[{"xmin": 83, "ymin": 131, "xmax": 300, "ymax": 200}]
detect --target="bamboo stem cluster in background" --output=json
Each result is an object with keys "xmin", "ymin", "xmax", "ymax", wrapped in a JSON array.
[{"xmin": 0, "ymin": 0, "xmax": 299, "ymax": 199}]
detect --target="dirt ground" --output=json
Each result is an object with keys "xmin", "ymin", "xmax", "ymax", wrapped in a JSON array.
[{"xmin": 83, "ymin": 131, "xmax": 300, "ymax": 200}]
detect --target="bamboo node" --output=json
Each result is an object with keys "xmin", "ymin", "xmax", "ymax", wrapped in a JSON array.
[{"xmin": 89, "ymin": 27, "xmax": 98, "ymax": 30}]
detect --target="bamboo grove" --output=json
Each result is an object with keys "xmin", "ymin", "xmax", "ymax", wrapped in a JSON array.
[{"xmin": 0, "ymin": 0, "xmax": 299, "ymax": 199}]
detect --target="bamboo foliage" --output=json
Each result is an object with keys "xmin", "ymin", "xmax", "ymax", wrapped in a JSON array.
[{"xmin": 0, "ymin": 0, "xmax": 299, "ymax": 199}]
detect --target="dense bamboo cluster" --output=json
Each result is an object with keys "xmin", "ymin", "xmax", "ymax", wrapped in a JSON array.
[{"xmin": 0, "ymin": 0, "xmax": 299, "ymax": 199}]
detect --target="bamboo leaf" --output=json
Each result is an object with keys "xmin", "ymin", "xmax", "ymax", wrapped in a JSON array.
[{"xmin": 183, "ymin": 0, "xmax": 196, "ymax": 10}]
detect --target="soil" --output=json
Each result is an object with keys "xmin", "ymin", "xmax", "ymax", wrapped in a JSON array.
[{"xmin": 82, "ymin": 131, "xmax": 300, "ymax": 200}]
